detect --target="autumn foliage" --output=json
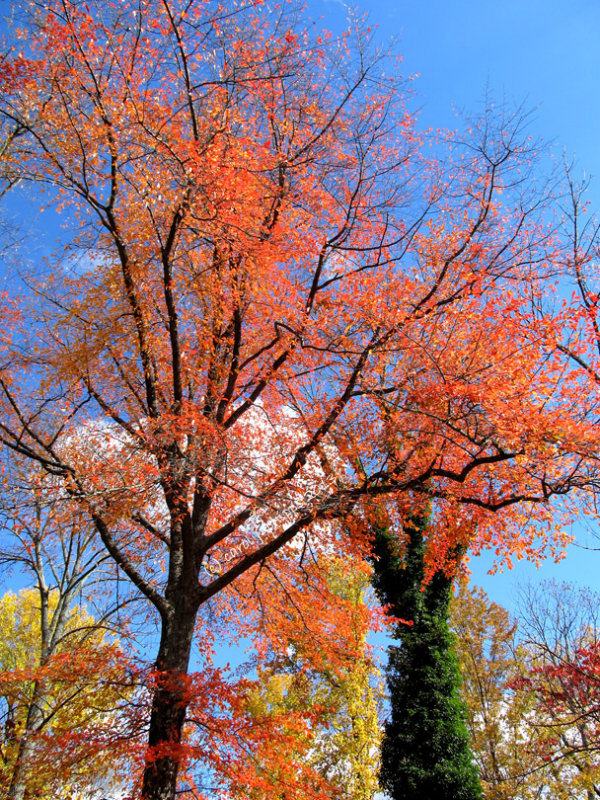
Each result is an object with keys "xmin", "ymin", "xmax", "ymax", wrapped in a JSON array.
[
  {"xmin": 451, "ymin": 584, "xmax": 539, "ymax": 800},
  {"xmin": 0, "ymin": 0, "xmax": 598, "ymax": 797},
  {"xmin": 0, "ymin": 589, "xmax": 136, "ymax": 800},
  {"xmin": 453, "ymin": 583, "xmax": 600, "ymax": 800}
]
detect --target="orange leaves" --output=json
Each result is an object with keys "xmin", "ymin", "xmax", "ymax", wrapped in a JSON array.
[
  {"xmin": 3, "ymin": 3, "xmax": 600, "ymax": 797},
  {"xmin": 199, "ymin": 556, "xmax": 383, "ymax": 800}
]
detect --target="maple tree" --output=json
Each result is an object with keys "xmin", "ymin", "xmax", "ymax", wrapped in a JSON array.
[
  {"xmin": 513, "ymin": 581, "xmax": 600, "ymax": 799},
  {"xmin": 519, "ymin": 643, "xmax": 600, "ymax": 799},
  {"xmin": 0, "ymin": 1, "xmax": 598, "ymax": 797}
]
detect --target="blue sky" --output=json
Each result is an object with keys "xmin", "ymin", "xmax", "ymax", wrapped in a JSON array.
[
  {"xmin": 309, "ymin": 0, "xmax": 600, "ymax": 197},
  {"xmin": 307, "ymin": 0, "xmax": 600, "ymax": 612}
]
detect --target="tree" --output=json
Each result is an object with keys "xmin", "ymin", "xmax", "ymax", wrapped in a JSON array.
[
  {"xmin": 514, "ymin": 582, "xmax": 600, "ymax": 799},
  {"xmin": 451, "ymin": 582, "xmax": 600, "ymax": 800},
  {"xmin": 518, "ymin": 642, "xmax": 600, "ymax": 799},
  {"xmin": 370, "ymin": 513, "xmax": 482, "ymax": 800},
  {"xmin": 0, "ymin": 2, "xmax": 597, "ymax": 797},
  {"xmin": 0, "ymin": 462, "xmax": 136, "ymax": 800},
  {"xmin": 237, "ymin": 561, "xmax": 383, "ymax": 800},
  {"xmin": 450, "ymin": 584, "xmax": 543, "ymax": 800},
  {"xmin": 0, "ymin": 588, "xmax": 133, "ymax": 800}
]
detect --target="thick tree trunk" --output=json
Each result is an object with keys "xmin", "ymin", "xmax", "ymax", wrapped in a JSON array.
[{"xmin": 141, "ymin": 597, "xmax": 199, "ymax": 800}]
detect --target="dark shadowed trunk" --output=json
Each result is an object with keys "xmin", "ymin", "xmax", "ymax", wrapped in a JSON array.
[{"xmin": 141, "ymin": 589, "xmax": 201, "ymax": 800}]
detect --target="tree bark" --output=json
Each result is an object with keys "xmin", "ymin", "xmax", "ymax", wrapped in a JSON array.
[
  {"xmin": 141, "ymin": 592, "xmax": 200, "ymax": 800},
  {"xmin": 6, "ymin": 681, "xmax": 47, "ymax": 800}
]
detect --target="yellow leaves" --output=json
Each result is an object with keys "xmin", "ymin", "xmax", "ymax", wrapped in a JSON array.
[
  {"xmin": 0, "ymin": 590, "xmax": 39, "ymax": 670},
  {"xmin": 0, "ymin": 588, "xmax": 135, "ymax": 800},
  {"xmin": 236, "ymin": 558, "xmax": 383, "ymax": 800},
  {"xmin": 450, "ymin": 584, "xmax": 540, "ymax": 800}
]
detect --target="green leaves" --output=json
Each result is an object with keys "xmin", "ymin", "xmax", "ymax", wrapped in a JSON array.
[{"xmin": 371, "ymin": 515, "xmax": 483, "ymax": 800}]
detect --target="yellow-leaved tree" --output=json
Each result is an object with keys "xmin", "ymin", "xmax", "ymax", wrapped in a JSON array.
[
  {"xmin": 236, "ymin": 562, "xmax": 383, "ymax": 800},
  {"xmin": 0, "ymin": 587, "xmax": 133, "ymax": 800},
  {"xmin": 450, "ymin": 584, "xmax": 538, "ymax": 800},
  {"xmin": 451, "ymin": 582, "xmax": 600, "ymax": 800}
]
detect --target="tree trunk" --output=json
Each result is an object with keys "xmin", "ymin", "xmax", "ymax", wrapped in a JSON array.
[
  {"xmin": 7, "ymin": 735, "xmax": 36, "ymax": 800},
  {"xmin": 141, "ymin": 597, "xmax": 199, "ymax": 800},
  {"xmin": 7, "ymin": 682, "xmax": 47, "ymax": 800}
]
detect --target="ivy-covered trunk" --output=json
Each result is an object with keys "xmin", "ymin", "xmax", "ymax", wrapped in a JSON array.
[{"xmin": 370, "ymin": 514, "xmax": 482, "ymax": 800}]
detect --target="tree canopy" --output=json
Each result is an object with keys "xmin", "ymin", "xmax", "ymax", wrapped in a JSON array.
[{"xmin": 0, "ymin": 1, "xmax": 598, "ymax": 797}]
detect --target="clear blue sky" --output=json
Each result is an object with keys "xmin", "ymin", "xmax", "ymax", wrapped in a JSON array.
[
  {"xmin": 307, "ymin": 0, "xmax": 600, "ymax": 612},
  {"xmin": 308, "ymin": 0, "xmax": 600, "ymax": 201}
]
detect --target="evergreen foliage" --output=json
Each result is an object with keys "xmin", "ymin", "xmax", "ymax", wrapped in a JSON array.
[{"xmin": 371, "ymin": 515, "xmax": 482, "ymax": 800}]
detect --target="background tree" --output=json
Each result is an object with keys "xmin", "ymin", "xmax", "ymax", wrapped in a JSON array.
[
  {"xmin": 450, "ymin": 584, "xmax": 543, "ymax": 800},
  {"xmin": 0, "ymin": 588, "xmax": 133, "ymax": 800},
  {"xmin": 0, "ymin": 462, "xmax": 137, "ymax": 800},
  {"xmin": 451, "ymin": 581, "xmax": 600, "ymax": 800},
  {"xmin": 236, "ymin": 561, "xmax": 383, "ymax": 800},
  {"xmin": 515, "ymin": 582, "xmax": 600, "ymax": 799},
  {"xmin": 0, "ymin": 2, "xmax": 597, "ymax": 797},
  {"xmin": 370, "ymin": 512, "xmax": 482, "ymax": 800}
]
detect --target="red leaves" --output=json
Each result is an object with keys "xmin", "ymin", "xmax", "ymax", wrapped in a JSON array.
[
  {"xmin": 527, "ymin": 642, "xmax": 600, "ymax": 710},
  {"xmin": 0, "ymin": 631, "xmax": 141, "ymax": 798}
]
